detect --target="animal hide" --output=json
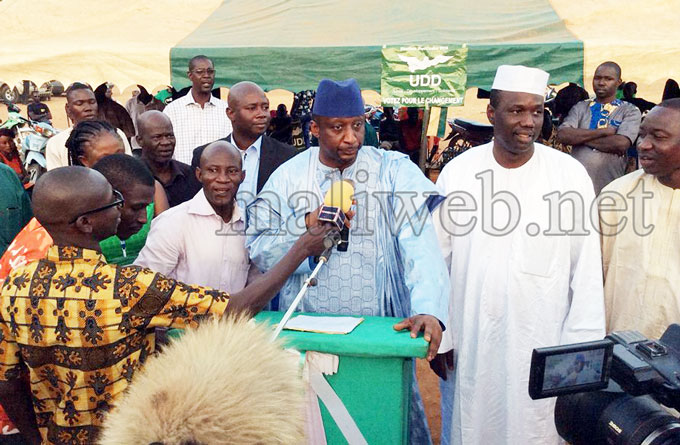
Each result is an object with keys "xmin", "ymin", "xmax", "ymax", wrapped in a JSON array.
[{"xmin": 98, "ymin": 316, "xmax": 304, "ymax": 445}]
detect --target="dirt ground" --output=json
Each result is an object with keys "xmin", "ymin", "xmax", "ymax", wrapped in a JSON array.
[{"xmin": 417, "ymin": 358, "xmax": 443, "ymax": 444}]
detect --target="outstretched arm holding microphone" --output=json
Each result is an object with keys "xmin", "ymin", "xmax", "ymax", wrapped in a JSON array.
[{"xmin": 225, "ymin": 220, "xmax": 338, "ymax": 317}]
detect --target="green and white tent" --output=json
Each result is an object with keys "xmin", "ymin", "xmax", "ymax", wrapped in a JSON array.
[
  {"xmin": 1, "ymin": 0, "xmax": 676, "ymax": 101},
  {"xmin": 170, "ymin": 0, "xmax": 584, "ymax": 93}
]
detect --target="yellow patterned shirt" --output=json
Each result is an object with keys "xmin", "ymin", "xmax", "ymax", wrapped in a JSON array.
[{"xmin": 0, "ymin": 245, "xmax": 230, "ymax": 445}]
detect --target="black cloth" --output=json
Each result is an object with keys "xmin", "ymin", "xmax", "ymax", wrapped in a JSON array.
[
  {"xmin": 27, "ymin": 102, "xmax": 50, "ymax": 121},
  {"xmin": 662, "ymin": 79, "xmax": 680, "ymax": 101},
  {"xmin": 291, "ymin": 90, "xmax": 315, "ymax": 118},
  {"xmin": 379, "ymin": 117, "xmax": 400, "ymax": 142},
  {"xmin": 144, "ymin": 159, "xmax": 201, "ymax": 208},
  {"xmin": 269, "ymin": 115, "xmax": 293, "ymax": 145},
  {"xmin": 191, "ymin": 134, "xmax": 297, "ymax": 194},
  {"xmin": 94, "ymin": 83, "xmax": 136, "ymax": 141},
  {"xmin": 622, "ymin": 97, "xmax": 656, "ymax": 113}
]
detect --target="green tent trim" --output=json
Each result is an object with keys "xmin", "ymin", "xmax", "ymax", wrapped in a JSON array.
[{"xmin": 170, "ymin": 0, "xmax": 583, "ymax": 92}]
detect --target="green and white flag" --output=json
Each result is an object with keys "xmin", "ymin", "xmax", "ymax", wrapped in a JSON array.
[{"xmin": 381, "ymin": 45, "xmax": 468, "ymax": 107}]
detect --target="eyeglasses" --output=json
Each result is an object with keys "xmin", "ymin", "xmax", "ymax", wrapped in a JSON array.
[
  {"xmin": 191, "ymin": 69, "xmax": 216, "ymax": 76},
  {"xmin": 69, "ymin": 189, "xmax": 124, "ymax": 224}
]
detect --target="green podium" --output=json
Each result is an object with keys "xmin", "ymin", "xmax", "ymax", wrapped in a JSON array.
[{"xmin": 254, "ymin": 311, "xmax": 428, "ymax": 445}]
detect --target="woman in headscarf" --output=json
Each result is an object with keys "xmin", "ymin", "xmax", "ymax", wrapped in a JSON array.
[{"xmin": 0, "ymin": 128, "xmax": 27, "ymax": 183}]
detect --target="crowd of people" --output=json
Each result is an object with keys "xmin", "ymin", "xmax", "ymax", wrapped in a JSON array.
[{"xmin": 0, "ymin": 54, "xmax": 678, "ymax": 445}]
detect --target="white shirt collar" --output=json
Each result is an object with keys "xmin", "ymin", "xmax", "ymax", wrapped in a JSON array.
[
  {"xmin": 229, "ymin": 134, "xmax": 263, "ymax": 156},
  {"xmin": 187, "ymin": 189, "xmax": 243, "ymax": 223},
  {"xmin": 250, "ymin": 135, "xmax": 263, "ymax": 152},
  {"xmin": 183, "ymin": 88, "xmax": 220, "ymax": 107}
]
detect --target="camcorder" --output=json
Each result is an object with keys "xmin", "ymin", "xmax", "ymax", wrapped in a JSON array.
[{"xmin": 528, "ymin": 324, "xmax": 680, "ymax": 445}]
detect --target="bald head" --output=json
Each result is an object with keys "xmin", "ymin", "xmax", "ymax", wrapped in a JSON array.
[
  {"xmin": 137, "ymin": 110, "xmax": 171, "ymax": 137},
  {"xmin": 226, "ymin": 82, "xmax": 270, "ymax": 142},
  {"xmin": 198, "ymin": 141, "xmax": 245, "ymax": 211},
  {"xmin": 137, "ymin": 110, "xmax": 175, "ymax": 163},
  {"xmin": 33, "ymin": 167, "xmax": 122, "ymax": 246},
  {"xmin": 200, "ymin": 141, "xmax": 242, "ymax": 170},
  {"xmin": 33, "ymin": 167, "xmax": 112, "ymax": 226},
  {"xmin": 227, "ymin": 82, "xmax": 265, "ymax": 108}
]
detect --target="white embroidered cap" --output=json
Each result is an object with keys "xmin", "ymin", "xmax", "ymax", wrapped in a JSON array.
[{"xmin": 491, "ymin": 65, "xmax": 550, "ymax": 97}]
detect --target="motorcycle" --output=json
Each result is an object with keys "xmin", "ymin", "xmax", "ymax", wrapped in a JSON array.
[
  {"xmin": 428, "ymin": 117, "xmax": 494, "ymax": 168},
  {"xmin": 0, "ymin": 102, "xmax": 56, "ymax": 184}
]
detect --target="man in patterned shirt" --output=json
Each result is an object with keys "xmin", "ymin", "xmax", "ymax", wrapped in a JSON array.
[
  {"xmin": 0, "ymin": 167, "xmax": 332, "ymax": 445},
  {"xmin": 557, "ymin": 62, "xmax": 642, "ymax": 194}
]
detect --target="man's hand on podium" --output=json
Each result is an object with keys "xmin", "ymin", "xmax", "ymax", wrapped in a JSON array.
[{"xmin": 393, "ymin": 315, "xmax": 442, "ymax": 361}]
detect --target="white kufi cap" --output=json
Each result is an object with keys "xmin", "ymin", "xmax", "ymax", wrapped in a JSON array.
[{"xmin": 491, "ymin": 65, "xmax": 550, "ymax": 97}]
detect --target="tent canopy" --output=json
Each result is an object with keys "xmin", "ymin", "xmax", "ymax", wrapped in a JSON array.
[
  {"xmin": 0, "ymin": 0, "xmax": 677, "ymax": 101},
  {"xmin": 171, "ymin": 0, "xmax": 584, "ymax": 93}
]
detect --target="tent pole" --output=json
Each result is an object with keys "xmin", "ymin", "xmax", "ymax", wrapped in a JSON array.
[{"xmin": 418, "ymin": 107, "xmax": 430, "ymax": 173}]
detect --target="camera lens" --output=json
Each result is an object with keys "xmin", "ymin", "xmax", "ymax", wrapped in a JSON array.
[
  {"xmin": 602, "ymin": 395, "xmax": 680, "ymax": 445},
  {"xmin": 643, "ymin": 424, "xmax": 680, "ymax": 445},
  {"xmin": 556, "ymin": 392, "xmax": 680, "ymax": 445},
  {"xmin": 556, "ymin": 391, "xmax": 619, "ymax": 444}
]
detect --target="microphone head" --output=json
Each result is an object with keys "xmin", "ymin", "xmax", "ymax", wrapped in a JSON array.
[
  {"xmin": 323, "ymin": 180, "xmax": 354, "ymax": 214},
  {"xmin": 318, "ymin": 206, "xmax": 346, "ymax": 230}
]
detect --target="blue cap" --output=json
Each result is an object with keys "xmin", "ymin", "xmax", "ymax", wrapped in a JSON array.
[{"xmin": 312, "ymin": 78, "xmax": 364, "ymax": 117}]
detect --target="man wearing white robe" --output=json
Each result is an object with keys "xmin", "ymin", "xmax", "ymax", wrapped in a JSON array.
[
  {"xmin": 601, "ymin": 99, "xmax": 680, "ymax": 339},
  {"xmin": 434, "ymin": 65, "xmax": 606, "ymax": 445}
]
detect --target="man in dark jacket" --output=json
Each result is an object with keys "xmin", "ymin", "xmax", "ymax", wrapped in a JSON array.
[{"xmin": 192, "ymin": 81, "xmax": 296, "ymax": 208}]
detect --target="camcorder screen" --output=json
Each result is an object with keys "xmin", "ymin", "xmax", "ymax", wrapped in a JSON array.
[
  {"xmin": 529, "ymin": 339, "xmax": 613, "ymax": 400},
  {"xmin": 543, "ymin": 349, "xmax": 605, "ymax": 390}
]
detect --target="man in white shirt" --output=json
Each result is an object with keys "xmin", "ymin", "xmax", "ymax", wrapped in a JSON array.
[
  {"xmin": 163, "ymin": 55, "xmax": 232, "ymax": 164},
  {"xmin": 135, "ymin": 141, "xmax": 255, "ymax": 293},
  {"xmin": 434, "ymin": 65, "xmax": 606, "ymax": 445},
  {"xmin": 46, "ymin": 83, "xmax": 132, "ymax": 170}
]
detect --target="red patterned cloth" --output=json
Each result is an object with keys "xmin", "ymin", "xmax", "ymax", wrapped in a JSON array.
[{"xmin": 0, "ymin": 217, "xmax": 52, "ymax": 436}]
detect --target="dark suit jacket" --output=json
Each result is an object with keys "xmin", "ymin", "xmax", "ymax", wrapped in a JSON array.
[{"xmin": 191, "ymin": 134, "xmax": 297, "ymax": 193}]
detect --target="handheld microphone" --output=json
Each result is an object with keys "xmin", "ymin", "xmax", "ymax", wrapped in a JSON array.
[
  {"xmin": 271, "ymin": 185, "xmax": 352, "ymax": 341},
  {"xmin": 338, "ymin": 224, "xmax": 350, "ymax": 252},
  {"xmin": 319, "ymin": 230, "xmax": 342, "ymax": 262},
  {"xmin": 318, "ymin": 180, "xmax": 354, "ymax": 230}
]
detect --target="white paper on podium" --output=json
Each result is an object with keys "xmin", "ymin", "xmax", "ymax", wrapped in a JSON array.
[{"xmin": 283, "ymin": 315, "xmax": 364, "ymax": 335}]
